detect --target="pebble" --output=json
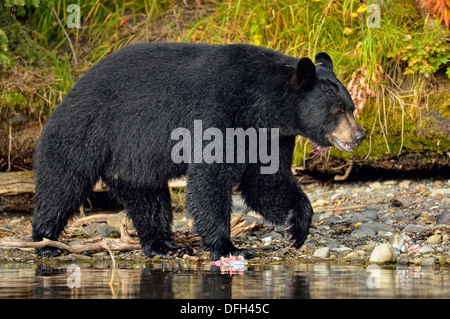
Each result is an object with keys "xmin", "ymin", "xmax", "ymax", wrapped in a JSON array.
[
  {"xmin": 397, "ymin": 256, "xmax": 410, "ymax": 265},
  {"xmin": 402, "ymin": 224, "xmax": 430, "ymax": 234},
  {"xmin": 331, "ymin": 247, "xmax": 352, "ymax": 255},
  {"xmin": 430, "ymin": 188, "xmax": 450, "ymax": 195},
  {"xmin": 442, "ymin": 198, "xmax": 450, "ymax": 208},
  {"xmin": 369, "ymin": 244, "xmax": 397, "ymax": 264},
  {"xmin": 350, "ymin": 211, "xmax": 378, "ymax": 224},
  {"xmin": 344, "ymin": 250, "xmax": 365, "ymax": 260},
  {"xmin": 399, "ymin": 180, "xmax": 411, "ymax": 189},
  {"xmin": 9, "ymin": 217, "xmax": 24, "ymax": 227},
  {"xmin": 68, "ymin": 253, "xmax": 92, "ymax": 261},
  {"xmin": 232, "ymin": 195, "xmax": 250, "ymax": 214},
  {"xmin": 314, "ymin": 247, "xmax": 330, "ymax": 258},
  {"xmin": 261, "ymin": 231, "xmax": 284, "ymax": 245},
  {"xmin": 436, "ymin": 212, "xmax": 450, "ymax": 224},
  {"xmin": 261, "ymin": 231, "xmax": 284, "ymax": 241},
  {"xmin": 368, "ymin": 181, "xmax": 382, "ymax": 189},
  {"xmin": 95, "ymin": 223, "xmax": 119, "ymax": 237},
  {"xmin": 274, "ymin": 248, "xmax": 289, "ymax": 257},
  {"xmin": 107, "ymin": 211, "xmax": 135, "ymax": 230},
  {"xmin": 418, "ymin": 246, "xmax": 434, "ymax": 254},
  {"xmin": 426, "ymin": 234, "xmax": 441, "ymax": 244},
  {"xmin": 351, "ymin": 227, "xmax": 376, "ymax": 238},
  {"xmin": 351, "ymin": 222, "xmax": 394, "ymax": 238},
  {"xmin": 422, "ymin": 257, "xmax": 437, "ymax": 266}
]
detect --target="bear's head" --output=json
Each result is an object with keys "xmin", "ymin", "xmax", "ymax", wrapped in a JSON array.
[{"xmin": 291, "ymin": 52, "xmax": 366, "ymax": 152}]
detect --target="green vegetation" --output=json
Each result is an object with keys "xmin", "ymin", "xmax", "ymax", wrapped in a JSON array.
[{"xmin": 1, "ymin": 0, "xmax": 449, "ymax": 167}]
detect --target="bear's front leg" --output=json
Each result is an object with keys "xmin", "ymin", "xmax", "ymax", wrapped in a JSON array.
[
  {"xmin": 239, "ymin": 169, "xmax": 313, "ymax": 250},
  {"xmin": 284, "ymin": 195, "xmax": 314, "ymax": 249},
  {"xmin": 186, "ymin": 165, "xmax": 254, "ymax": 260}
]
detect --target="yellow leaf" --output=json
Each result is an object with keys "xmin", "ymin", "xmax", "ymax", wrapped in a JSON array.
[
  {"xmin": 354, "ymin": 222, "xmax": 363, "ymax": 228},
  {"xmin": 253, "ymin": 34, "xmax": 262, "ymax": 46},
  {"xmin": 357, "ymin": 4, "xmax": 367, "ymax": 13},
  {"xmin": 402, "ymin": 34, "xmax": 412, "ymax": 41},
  {"xmin": 351, "ymin": 12, "xmax": 358, "ymax": 18},
  {"xmin": 343, "ymin": 27, "xmax": 353, "ymax": 36}
]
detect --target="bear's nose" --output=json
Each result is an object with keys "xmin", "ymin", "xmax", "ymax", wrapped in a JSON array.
[{"xmin": 355, "ymin": 130, "xmax": 366, "ymax": 145}]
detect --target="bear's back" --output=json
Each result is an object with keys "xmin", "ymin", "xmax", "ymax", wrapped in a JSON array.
[{"xmin": 66, "ymin": 42, "xmax": 296, "ymax": 110}]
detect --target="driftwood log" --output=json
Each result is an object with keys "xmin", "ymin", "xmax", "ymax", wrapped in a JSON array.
[
  {"xmin": 0, "ymin": 171, "xmax": 187, "ymax": 196},
  {"xmin": 0, "ymin": 171, "xmax": 35, "ymax": 196},
  {"xmin": 0, "ymin": 219, "xmax": 140, "ymax": 254},
  {"xmin": 0, "ymin": 212, "xmax": 258, "ymax": 254}
]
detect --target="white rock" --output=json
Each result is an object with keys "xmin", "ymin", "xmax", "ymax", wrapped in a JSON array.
[
  {"xmin": 344, "ymin": 250, "xmax": 365, "ymax": 260},
  {"xmin": 368, "ymin": 181, "xmax": 382, "ymax": 189},
  {"xmin": 399, "ymin": 180, "xmax": 411, "ymax": 189},
  {"xmin": 330, "ymin": 193, "xmax": 342, "ymax": 201},
  {"xmin": 369, "ymin": 244, "xmax": 397, "ymax": 264},
  {"xmin": 431, "ymin": 188, "xmax": 450, "ymax": 195},
  {"xmin": 261, "ymin": 236, "xmax": 272, "ymax": 245},
  {"xmin": 419, "ymin": 246, "xmax": 434, "ymax": 254},
  {"xmin": 314, "ymin": 247, "xmax": 331, "ymax": 258}
]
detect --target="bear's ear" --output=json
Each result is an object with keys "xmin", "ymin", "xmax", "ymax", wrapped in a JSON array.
[
  {"xmin": 295, "ymin": 57, "xmax": 316, "ymax": 90},
  {"xmin": 315, "ymin": 52, "xmax": 333, "ymax": 70}
]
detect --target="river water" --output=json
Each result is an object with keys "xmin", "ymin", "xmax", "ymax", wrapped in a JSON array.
[{"xmin": 0, "ymin": 262, "xmax": 448, "ymax": 299}]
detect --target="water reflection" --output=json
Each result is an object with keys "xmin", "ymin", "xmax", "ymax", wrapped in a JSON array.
[{"xmin": 0, "ymin": 262, "xmax": 448, "ymax": 299}]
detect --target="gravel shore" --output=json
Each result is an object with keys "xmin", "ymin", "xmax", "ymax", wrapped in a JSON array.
[{"xmin": 0, "ymin": 178, "xmax": 449, "ymax": 266}]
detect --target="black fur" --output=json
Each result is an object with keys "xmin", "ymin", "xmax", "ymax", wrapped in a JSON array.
[{"xmin": 32, "ymin": 43, "xmax": 361, "ymax": 259}]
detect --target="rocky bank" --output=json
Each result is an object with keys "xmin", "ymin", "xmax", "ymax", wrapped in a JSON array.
[{"xmin": 0, "ymin": 178, "xmax": 449, "ymax": 267}]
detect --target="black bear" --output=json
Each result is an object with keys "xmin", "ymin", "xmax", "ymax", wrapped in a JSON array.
[{"xmin": 32, "ymin": 43, "xmax": 365, "ymax": 260}]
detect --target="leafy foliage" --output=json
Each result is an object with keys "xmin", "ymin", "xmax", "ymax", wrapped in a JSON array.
[
  {"xmin": 0, "ymin": 30, "xmax": 9, "ymax": 68},
  {"xmin": 419, "ymin": 0, "xmax": 450, "ymax": 28},
  {"xmin": 398, "ymin": 37, "xmax": 450, "ymax": 78},
  {"xmin": 0, "ymin": 0, "xmax": 48, "ymax": 69},
  {"xmin": 1, "ymin": 0, "xmax": 449, "ymax": 161}
]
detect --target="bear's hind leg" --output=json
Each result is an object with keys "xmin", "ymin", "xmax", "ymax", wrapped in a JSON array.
[
  {"xmin": 114, "ymin": 186, "xmax": 192, "ymax": 258},
  {"xmin": 32, "ymin": 170, "xmax": 93, "ymax": 257}
]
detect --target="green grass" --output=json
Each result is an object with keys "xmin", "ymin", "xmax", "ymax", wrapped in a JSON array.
[
  {"xmin": 185, "ymin": 0, "xmax": 449, "ymax": 161},
  {"xmin": 1, "ymin": 0, "xmax": 449, "ymax": 162}
]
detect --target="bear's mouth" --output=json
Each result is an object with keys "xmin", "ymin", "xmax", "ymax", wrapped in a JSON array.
[{"xmin": 332, "ymin": 137, "xmax": 355, "ymax": 152}]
